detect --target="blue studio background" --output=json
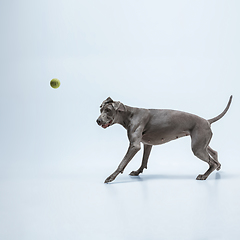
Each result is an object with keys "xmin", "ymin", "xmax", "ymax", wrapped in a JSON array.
[{"xmin": 0, "ymin": 1, "xmax": 239, "ymax": 239}]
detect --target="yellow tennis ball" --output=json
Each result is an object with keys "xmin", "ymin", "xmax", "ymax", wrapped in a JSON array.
[{"xmin": 50, "ymin": 78, "xmax": 60, "ymax": 89}]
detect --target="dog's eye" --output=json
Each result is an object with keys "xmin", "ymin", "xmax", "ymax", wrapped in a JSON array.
[{"xmin": 105, "ymin": 108, "xmax": 110, "ymax": 113}]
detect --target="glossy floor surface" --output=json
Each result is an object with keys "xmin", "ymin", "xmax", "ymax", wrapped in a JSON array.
[{"xmin": 1, "ymin": 144, "xmax": 240, "ymax": 240}]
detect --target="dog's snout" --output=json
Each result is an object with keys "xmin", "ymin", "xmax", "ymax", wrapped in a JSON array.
[{"xmin": 96, "ymin": 119, "xmax": 101, "ymax": 125}]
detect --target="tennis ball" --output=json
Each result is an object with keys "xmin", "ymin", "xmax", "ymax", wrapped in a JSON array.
[{"xmin": 50, "ymin": 78, "xmax": 60, "ymax": 89}]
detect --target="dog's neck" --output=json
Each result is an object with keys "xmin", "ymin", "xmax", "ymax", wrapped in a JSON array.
[{"xmin": 114, "ymin": 105, "xmax": 134, "ymax": 130}]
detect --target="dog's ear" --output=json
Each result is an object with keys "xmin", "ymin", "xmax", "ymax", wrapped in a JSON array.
[
  {"xmin": 100, "ymin": 97, "xmax": 114, "ymax": 109},
  {"xmin": 112, "ymin": 101, "xmax": 126, "ymax": 112},
  {"xmin": 105, "ymin": 97, "xmax": 113, "ymax": 103}
]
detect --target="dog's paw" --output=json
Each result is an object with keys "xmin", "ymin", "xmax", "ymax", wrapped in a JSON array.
[
  {"xmin": 104, "ymin": 174, "xmax": 116, "ymax": 183},
  {"xmin": 129, "ymin": 171, "xmax": 140, "ymax": 176},
  {"xmin": 196, "ymin": 174, "xmax": 207, "ymax": 180}
]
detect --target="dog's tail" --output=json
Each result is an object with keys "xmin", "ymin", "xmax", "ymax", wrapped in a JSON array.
[{"xmin": 208, "ymin": 95, "xmax": 233, "ymax": 124}]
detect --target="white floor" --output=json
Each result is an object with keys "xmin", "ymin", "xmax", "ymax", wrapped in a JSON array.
[{"xmin": 1, "ymin": 149, "xmax": 240, "ymax": 240}]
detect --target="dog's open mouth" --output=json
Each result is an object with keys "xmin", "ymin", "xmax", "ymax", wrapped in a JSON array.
[{"xmin": 102, "ymin": 120, "xmax": 113, "ymax": 129}]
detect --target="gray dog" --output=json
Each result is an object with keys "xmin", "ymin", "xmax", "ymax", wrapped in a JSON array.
[{"xmin": 96, "ymin": 96, "xmax": 232, "ymax": 183}]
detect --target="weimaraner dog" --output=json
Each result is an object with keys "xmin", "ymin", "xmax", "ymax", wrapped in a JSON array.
[{"xmin": 96, "ymin": 96, "xmax": 232, "ymax": 183}]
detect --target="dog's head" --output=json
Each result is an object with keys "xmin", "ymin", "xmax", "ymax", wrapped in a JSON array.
[{"xmin": 96, "ymin": 97, "xmax": 125, "ymax": 129}]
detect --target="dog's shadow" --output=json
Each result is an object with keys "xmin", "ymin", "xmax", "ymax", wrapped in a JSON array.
[
  {"xmin": 110, "ymin": 174, "xmax": 195, "ymax": 184},
  {"xmin": 109, "ymin": 172, "xmax": 238, "ymax": 184}
]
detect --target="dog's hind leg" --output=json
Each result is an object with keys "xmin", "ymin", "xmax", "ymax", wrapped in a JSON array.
[
  {"xmin": 129, "ymin": 144, "xmax": 152, "ymax": 176},
  {"xmin": 191, "ymin": 128, "xmax": 218, "ymax": 180},
  {"xmin": 207, "ymin": 146, "xmax": 221, "ymax": 171}
]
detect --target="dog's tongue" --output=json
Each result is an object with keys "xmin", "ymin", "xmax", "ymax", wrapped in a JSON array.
[{"xmin": 102, "ymin": 120, "xmax": 112, "ymax": 129}]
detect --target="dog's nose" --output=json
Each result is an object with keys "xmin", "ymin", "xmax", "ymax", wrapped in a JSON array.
[{"xmin": 96, "ymin": 119, "xmax": 101, "ymax": 125}]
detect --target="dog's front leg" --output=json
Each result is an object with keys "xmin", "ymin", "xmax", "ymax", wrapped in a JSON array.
[
  {"xmin": 104, "ymin": 128, "xmax": 142, "ymax": 183},
  {"xmin": 104, "ymin": 143, "xmax": 141, "ymax": 183}
]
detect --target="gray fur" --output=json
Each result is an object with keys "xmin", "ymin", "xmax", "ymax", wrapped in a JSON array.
[{"xmin": 96, "ymin": 96, "xmax": 232, "ymax": 183}]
